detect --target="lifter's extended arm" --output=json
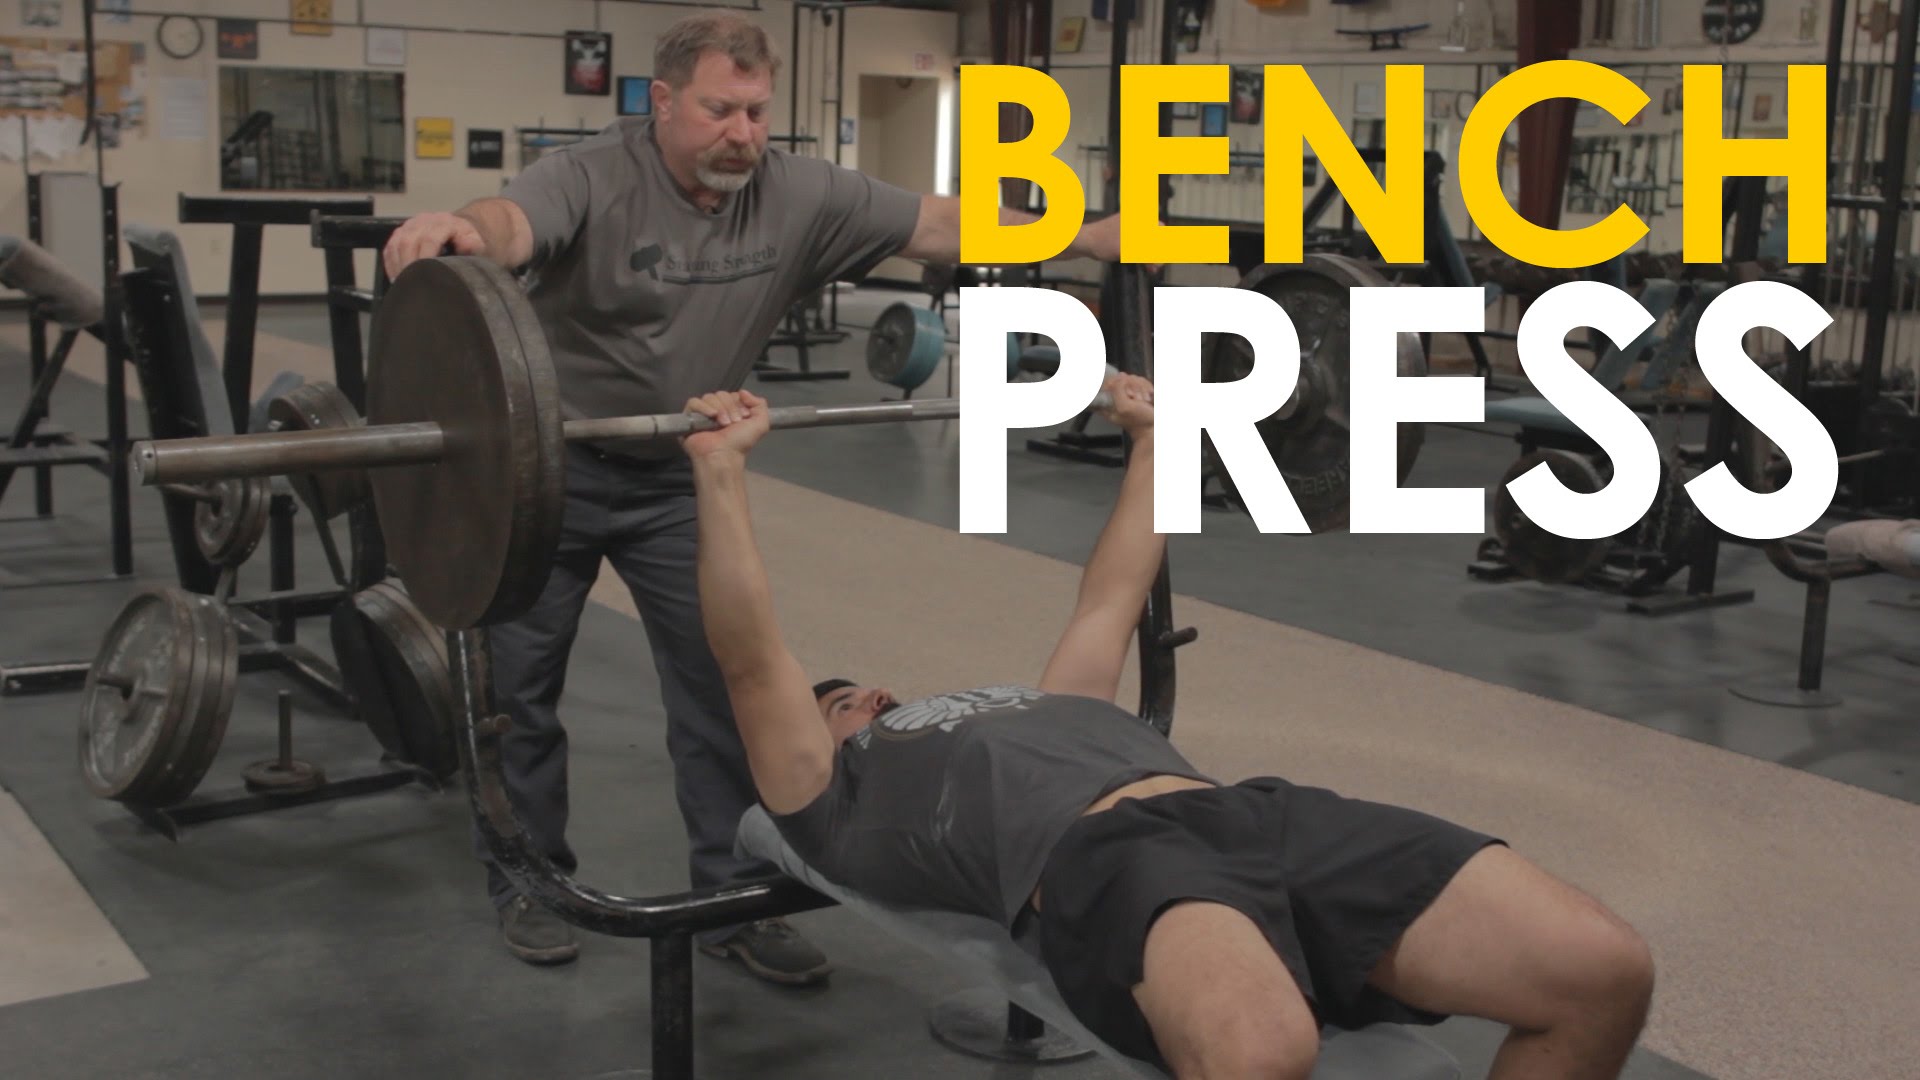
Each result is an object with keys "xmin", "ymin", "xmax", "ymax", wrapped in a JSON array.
[
  {"xmin": 1037, "ymin": 375, "xmax": 1161, "ymax": 702},
  {"xmin": 684, "ymin": 393, "xmax": 834, "ymax": 815}
]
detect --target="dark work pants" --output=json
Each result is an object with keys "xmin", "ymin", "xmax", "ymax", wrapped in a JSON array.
[{"xmin": 475, "ymin": 444, "xmax": 778, "ymax": 943}]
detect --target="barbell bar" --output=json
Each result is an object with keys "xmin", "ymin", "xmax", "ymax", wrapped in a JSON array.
[
  {"xmin": 133, "ymin": 370, "xmax": 1136, "ymax": 487},
  {"xmin": 124, "ymin": 256, "xmax": 1134, "ymax": 631},
  {"xmin": 130, "ymin": 397, "xmax": 1055, "ymax": 487}
]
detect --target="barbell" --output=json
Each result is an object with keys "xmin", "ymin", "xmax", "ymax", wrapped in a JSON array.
[
  {"xmin": 130, "ymin": 257, "xmax": 1427, "ymax": 630},
  {"xmin": 129, "ymin": 257, "xmax": 1130, "ymax": 630}
]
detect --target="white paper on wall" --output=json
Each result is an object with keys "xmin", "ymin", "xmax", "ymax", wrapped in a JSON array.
[
  {"xmin": 27, "ymin": 113, "xmax": 83, "ymax": 156},
  {"xmin": 157, "ymin": 76, "xmax": 207, "ymax": 141}
]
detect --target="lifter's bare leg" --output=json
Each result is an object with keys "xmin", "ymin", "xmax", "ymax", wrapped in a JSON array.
[{"xmin": 1368, "ymin": 846, "xmax": 1655, "ymax": 1080}]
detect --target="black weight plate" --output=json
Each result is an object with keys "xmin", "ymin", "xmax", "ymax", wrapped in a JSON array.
[
  {"xmin": 1493, "ymin": 449, "xmax": 1613, "ymax": 584},
  {"xmin": 330, "ymin": 596, "xmax": 409, "ymax": 765},
  {"xmin": 1202, "ymin": 254, "xmax": 1426, "ymax": 532},
  {"xmin": 79, "ymin": 588, "xmax": 198, "ymax": 800},
  {"xmin": 141, "ymin": 594, "xmax": 236, "ymax": 808},
  {"xmin": 367, "ymin": 257, "xmax": 564, "ymax": 630},
  {"xmin": 193, "ymin": 476, "xmax": 271, "ymax": 567},
  {"xmin": 360, "ymin": 580, "xmax": 453, "ymax": 772},
  {"xmin": 336, "ymin": 582, "xmax": 456, "ymax": 778},
  {"xmin": 266, "ymin": 380, "xmax": 371, "ymax": 521}
]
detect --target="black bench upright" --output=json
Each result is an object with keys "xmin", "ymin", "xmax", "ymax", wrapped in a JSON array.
[{"xmin": 176, "ymin": 194, "xmax": 375, "ymax": 429}]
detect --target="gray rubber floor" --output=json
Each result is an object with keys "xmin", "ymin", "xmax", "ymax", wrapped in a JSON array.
[{"xmin": 6, "ymin": 283, "xmax": 1907, "ymax": 1080}]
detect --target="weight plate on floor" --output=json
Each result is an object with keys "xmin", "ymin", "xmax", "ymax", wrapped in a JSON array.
[
  {"xmin": 1201, "ymin": 254, "xmax": 1427, "ymax": 532},
  {"xmin": 1624, "ymin": 452, "xmax": 1702, "ymax": 570},
  {"xmin": 866, "ymin": 302, "xmax": 947, "ymax": 391},
  {"xmin": 79, "ymin": 588, "xmax": 236, "ymax": 806},
  {"xmin": 266, "ymin": 380, "xmax": 371, "ymax": 522},
  {"xmin": 1493, "ymin": 449, "xmax": 1612, "ymax": 584},
  {"xmin": 153, "ymin": 595, "xmax": 237, "ymax": 808},
  {"xmin": 193, "ymin": 476, "xmax": 272, "ymax": 567},
  {"xmin": 242, "ymin": 757, "xmax": 326, "ymax": 795},
  {"xmin": 332, "ymin": 581, "xmax": 457, "ymax": 778}
]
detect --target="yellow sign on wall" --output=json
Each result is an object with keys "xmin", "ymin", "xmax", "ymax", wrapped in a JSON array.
[
  {"xmin": 290, "ymin": 0, "xmax": 333, "ymax": 36},
  {"xmin": 415, "ymin": 118, "xmax": 454, "ymax": 159}
]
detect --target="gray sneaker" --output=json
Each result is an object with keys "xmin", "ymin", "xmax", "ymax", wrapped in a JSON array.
[
  {"xmin": 498, "ymin": 895, "xmax": 579, "ymax": 966},
  {"xmin": 698, "ymin": 918, "xmax": 832, "ymax": 986}
]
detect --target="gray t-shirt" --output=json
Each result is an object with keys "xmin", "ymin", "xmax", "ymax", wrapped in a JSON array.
[
  {"xmin": 771, "ymin": 687, "xmax": 1216, "ymax": 927},
  {"xmin": 501, "ymin": 118, "xmax": 922, "ymax": 458}
]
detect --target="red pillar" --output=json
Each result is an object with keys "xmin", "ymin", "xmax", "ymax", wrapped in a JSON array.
[{"xmin": 1514, "ymin": 0, "xmax": 1584, "ymax": 233}]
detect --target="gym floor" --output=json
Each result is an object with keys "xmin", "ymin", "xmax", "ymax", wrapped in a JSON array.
[{"xmin": 1, "ymin": 284, "xmax": 1915, "ymax": 1080}]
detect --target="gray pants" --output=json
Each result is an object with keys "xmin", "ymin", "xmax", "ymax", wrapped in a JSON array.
[{"xmin": 475, "ymin": 444, "xmax": 777, "ymax": 940}]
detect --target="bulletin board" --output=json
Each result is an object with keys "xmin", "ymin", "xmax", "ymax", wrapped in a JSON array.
[{"xmin": 0, "ymin": 36, "xmax": 147, "ymax": 151}]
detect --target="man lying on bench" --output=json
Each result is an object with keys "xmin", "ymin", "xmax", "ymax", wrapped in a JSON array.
[{"xmin": 678, "ymin": 375, "xmax": 1655, "ymax": 1080}]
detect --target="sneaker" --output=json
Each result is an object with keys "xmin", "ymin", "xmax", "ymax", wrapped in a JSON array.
[
  {"xmin": 698, "ymin": 918, "xmax": 832, "ymax": 986},
  {"xmin": 498, "ymin": 895, "xmax": 579, "ymax": 966}
]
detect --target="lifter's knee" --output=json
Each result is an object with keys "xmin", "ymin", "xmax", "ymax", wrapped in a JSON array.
[
  {"xmin": 1177, "ymin": 1033, "xmax": 1317, "ymax": 1080},
  {"xmin": 1550, "ymin": 908, "xmax": 1656, "ymax": 1029}
]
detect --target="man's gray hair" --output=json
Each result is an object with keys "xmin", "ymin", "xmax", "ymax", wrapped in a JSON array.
[{"xmin": 654, "ymin": 11, "xmax": 781, "ymax": 88}]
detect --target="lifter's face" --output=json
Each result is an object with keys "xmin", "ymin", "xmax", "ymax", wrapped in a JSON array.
[
  {"xmin": 653, "ymin": 51, "xmax": 773, "ymax": 198},
  {"xmin": 819, "ymin": 685, "xmax": 897, "ymax": 743}
]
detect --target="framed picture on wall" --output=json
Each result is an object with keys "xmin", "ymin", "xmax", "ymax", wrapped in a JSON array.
[
  {"xmin": 1057, "ymin": 16, "xmax": 1086, "ymax": 54},
  {"xmin": 1230, "ymin": 66, "xmax": 1262, "ymax": 124},
  {"xmin": 415, "ymin": 117, "xmax": 454, "ymax": 160},
  {"xmin": 618, "ymin": 76, "xmax": 652, "ymax": 116},
  {"xmin": 290, "ymin": 0, "xmax": 332, "ymax": 36},
  {"xmin": 1200, "ymin": 103, "xmax": 1228, "ymax": 138},
  {"xmin": 468, "ymin": 128, "xmax": 504, "ymax": 169},
  {"xmin": 565, "ymin": 31, "xmax": 612, "ymax": 96},
  {"xmin": 216, "ymin": 19, "xmax": 259, "ymax": 60},
  {"xmin": 366, "ymin": 27, "xmax": 406, "ymax": 67}
]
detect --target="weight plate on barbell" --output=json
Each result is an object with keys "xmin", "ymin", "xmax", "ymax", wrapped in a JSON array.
[
  {"xmin": 193, "ymin": 476, "xmax": 272, "ymax": 567},
  {"xmin": 867, "ymin": 302, "xmax": 947, "ymax": 391},
  {"xmin": 1493, "ymin": 449, "xmax": 1612, "ymax": 584},
  {"xmin": 331, "ymin": 580, "xmax": 457, "ymax": 779},
  {"xmin": 79, "ymin": 587, "xmax": 236, "ymax": 806},
  {"xmin": 1200, "ymin": 254, "xmax": 1427, "ymax": 532},
  {"xmin": 267, "ymin": 380, "xmax": 372, "ymax": 522},
  {"xmin": 367, "ymin": 258, "xmax": 565, "ymax": 630}
]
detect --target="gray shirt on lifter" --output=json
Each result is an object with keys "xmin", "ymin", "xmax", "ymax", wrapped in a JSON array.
[
  {"xmin": 772, "ymin": 687, "xmax": 1216, "ymax": 927},
  {"xmin": 501, "ymin": 117, "xmax": 923, "ymax": 458}
]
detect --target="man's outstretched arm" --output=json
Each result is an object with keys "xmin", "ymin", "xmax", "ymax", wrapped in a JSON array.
[
  {"xmin": 685, "ymin": 393, "xmax": 834, "ymax": 814},
  {"xmin": 899, "ymin": 196, "xmax": 1124, "ymax": 265},
  {"xmin": 1038, "ymin": 375, "xmax": 1161, "ymax": 702}
]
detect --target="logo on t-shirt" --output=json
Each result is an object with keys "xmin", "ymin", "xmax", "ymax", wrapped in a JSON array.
[
  {"xmin": 629, "ymin": 244, "xmax": 664, "ymax": 280},
  {"xmin": 854, "ymin": 686, "xmax": 1046, "ymax": 748},
  {"xmin": 632, "ymin": 241, "xmax": 781, "ymax": 286}
]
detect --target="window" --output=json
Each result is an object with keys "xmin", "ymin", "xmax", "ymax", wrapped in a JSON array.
[{"xmin": 218, "ymin": 67, "xmax": 405, "ymax": 192}]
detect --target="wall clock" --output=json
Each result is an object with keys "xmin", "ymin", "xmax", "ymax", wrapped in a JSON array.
[
  {"xmin": 1704, "ymin": 0, "xmax": 1765, "ymax": 45},
  {"xmin": 157, "ymin": 15, "xmax": 205, "ymax": 60}
]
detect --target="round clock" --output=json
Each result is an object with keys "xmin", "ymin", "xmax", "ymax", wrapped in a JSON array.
[
  {"xmin": 157, "ymin": 16, "xmax": 205, "ymax": 61},
  {"xmin": 1704, "ymin": 0, "xmax": 1766, "ymax": 46}
]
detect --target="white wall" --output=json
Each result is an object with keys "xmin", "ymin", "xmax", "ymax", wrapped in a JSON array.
[{"xmin": 0, "ymin": 0, "xmax": 956, "ymax": 299}]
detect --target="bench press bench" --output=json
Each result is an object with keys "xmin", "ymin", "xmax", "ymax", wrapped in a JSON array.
[{"xmin": 737, "ymin": 807, "xmax": 1461, "ymax": 1080}]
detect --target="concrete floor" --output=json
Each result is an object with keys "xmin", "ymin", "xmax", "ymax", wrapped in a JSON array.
[{"xmin": 5, "ymin": 281, "xmax": 1914, "ymax": 1080}]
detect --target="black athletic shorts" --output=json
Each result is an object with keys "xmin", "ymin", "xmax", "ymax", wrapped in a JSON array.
[{"xmin": 1030, "ymin": 776, "xmax": 1502, "ymax": 1069}]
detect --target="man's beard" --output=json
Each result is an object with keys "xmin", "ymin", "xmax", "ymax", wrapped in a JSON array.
[{"xmin": 697, "ymin": 146, "xmax": 760, "ymax": 192}]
